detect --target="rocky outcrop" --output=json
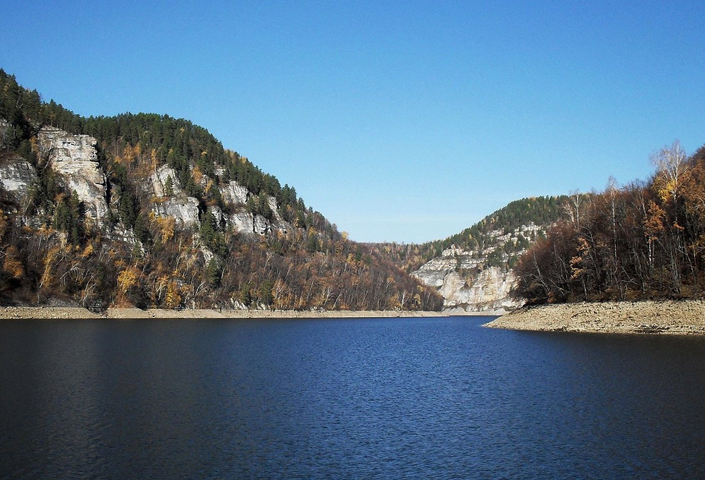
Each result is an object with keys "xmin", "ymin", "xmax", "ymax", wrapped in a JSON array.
[
  {"xmin": 412, "ymin": 225, "xmax": 543, "ymax": 313},
  {"xmin": 152, "ymin": 197, "xmax": 200, "ymax": 229},
  {"xmin": 220, "ymin": 180, "xmax": 249, "ymax": 205},
  {"xmin": 227, "ymin": 211, "xmax": 274, "ymax": 235},
  {"xmin": 440, "ymin": 267, "xmax": 521, "ymax": 313},
  {"xmin": 0, "ymin": 153, "xmax": 38, "ymax": 208},
  {"xmin": 37, "ymin": 127, "xmax": 108, "ymax": 224},
  {"xmin": 150, "ymin": 165, "xmax": 181, "ymax": 197},
  {"xmin": 413, "ymin": 248, "xmax": 521, "ymax": 314}
]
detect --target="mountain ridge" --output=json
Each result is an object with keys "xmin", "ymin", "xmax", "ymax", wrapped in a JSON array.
[{"xmin": 0, "ymin": 69, "xmax": 444, "ymax": 312}]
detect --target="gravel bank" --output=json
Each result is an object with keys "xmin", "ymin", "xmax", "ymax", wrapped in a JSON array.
[
  {"xmin": 0, "ymin": 307, "xmax": 449, "ymax": 320},
  {"xmin": 484, "ymin": 300, "xmax": 705, "ymax": 335}
]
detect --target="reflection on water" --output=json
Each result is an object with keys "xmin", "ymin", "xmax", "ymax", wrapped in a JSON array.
[{"xmin": 1, "ymin": 317, "xmax": 705, "ymax": 479}]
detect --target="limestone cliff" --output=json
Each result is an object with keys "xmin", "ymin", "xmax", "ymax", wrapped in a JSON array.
[
  {"xmin": 412, "ymin": 223, "xmax": 547, "ymax": 314},
  {"xmin": 37, "ymin": 127, "xmax": 109, "ymax": 225},
  {"xmin": 412, "ymin": 247, "xmax": 521, "ymax": 314}
]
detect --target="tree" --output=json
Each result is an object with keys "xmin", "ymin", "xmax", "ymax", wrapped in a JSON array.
[
  {"xmin": 164, "ymin": 175, "xmax": 174, "ymax": 196},
  {"xmin": 652, "ymin": 140, "xmax": 688, "ymax": 203}
]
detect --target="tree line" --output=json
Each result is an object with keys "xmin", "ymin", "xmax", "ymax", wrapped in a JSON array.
[
  {"xmin": 0, "ymin": 69, "xmax": 443, "ymax": 311},
  {"xmin": 513, "ymin": 141, "xmax": 705, "ymax": 304}
]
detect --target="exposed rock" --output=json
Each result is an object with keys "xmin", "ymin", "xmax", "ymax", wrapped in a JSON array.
[
  {"xmin": 229, "ymin": 211, "xmax": 255, "ymax": 234},
  {"xmin": 152, "ymin": 196, "xmax": 200, "ymax": 229},
  {"xmin": 413, "ymin": 239, "xmax": 527, "ymax": 314},
  {"xmin": 219, "ymin": 180, "xmax": 249, "ymax": 205},
  {"xmin": 254, "ymin": 215, "xmax": 271, "ymax": 235},
  {"xmin": 0, "ymin": 153, "xmax": 38, "ymax": 207},
  {"xmin": 226, "ymin": 211, "xmax": 274, "ymax": 235},
  {"xmin": 414, "ymin": 257, "xmax": 521, "ymax": 314},
  {"xmin": 37, "ymin": 127, "xmax": 108, "ymax": 225},
  {"xmin": 150, "ymin": 165, "xmax": 182, "ymax": 197},
  {"xmin": 209, "ymin": 205, "xmax": 223, "ymax": 227},
  {"xmin": 105, "ymin": 223, "xmax": 139, "ymax": 245},
  {"xmin": 267, "ymin": 195, "xmax": 282, "ymax": 222}
]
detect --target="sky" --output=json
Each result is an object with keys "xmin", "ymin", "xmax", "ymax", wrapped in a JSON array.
[{"xmin": 2, "ymin": 1, "xmax": 705, "ymax": 243}]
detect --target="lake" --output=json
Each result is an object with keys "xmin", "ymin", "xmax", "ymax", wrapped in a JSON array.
[{"xmin": 1, "ymin": 316, "xmax": 705, "ymax": 479}]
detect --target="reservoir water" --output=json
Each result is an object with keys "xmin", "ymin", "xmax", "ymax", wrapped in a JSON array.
[{"xmin": 2, "ymin": 316, "xmax": 705, "ymax": 479}]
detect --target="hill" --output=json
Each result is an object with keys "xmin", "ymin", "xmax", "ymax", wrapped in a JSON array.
[
  {"xmin": 370, "ymin": 197, "xmax": 567, "ymax": 313},
  {"xmin": 412, "ymin": 197, "xmax": 567, "ymax": 312},
  {"xmin": 0, "ymin": 69, "xmax": 443, "ymax": 312},
  {"xmin": 513, "ymin": 141, "xmax": 705, "ymax": 304}
]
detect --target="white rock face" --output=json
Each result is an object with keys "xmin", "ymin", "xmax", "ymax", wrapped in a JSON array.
[
  {"xmin": 413, "ymin": 245, "xmax": 523, "ymax": 314},
  {"xmin": 0, "ymin": 154, "xmax": 38, "ymax": 207},
  {"xmin": 229, "ymin": 212, "xmax": 254, "ymax": 233},
  {"xmin": 37, "ymin": 127, "xmax": 108, "ymax": 224},
  {"xmin": 227, "ymin": 211, "xmax": 272, "ymax": 235},
  {"xmin": 152, "ymin": 197, "xmax": 200, "ymax": 229},
  {"xmin": 210, "ymin": 205, "xmax": 223, "ymax": 227},
  {"xmin": 253, "ymin": 215, "xmax": 271, "ymax": 235},
  {"xmin": 414, "ymin": 259, "xmax": 521, "ymax": 314},
  {"xmin": 150, "ymin": 165, "xmax": 182, "ymax": 197},
  {"xmin": 219, "ymin": 181, "xmax": 249, "ymax": 205}
]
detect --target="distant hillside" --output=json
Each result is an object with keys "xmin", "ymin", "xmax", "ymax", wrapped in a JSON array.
[
  {"xmin": 0, "ymin": 69, "xmax": 443, "ymax": 311},
  {"xmin": 373, "ymin": 197, "xmax": 567, "ymax": 313}
]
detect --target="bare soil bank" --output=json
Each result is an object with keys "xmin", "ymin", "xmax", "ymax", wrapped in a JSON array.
[
  {"xmin": 0, "ymin": 307, "xmax": 450, "ymax": 320},
  {"xmin": 484, "ymin": 300, "xmax": 705, "ymax": 335}
]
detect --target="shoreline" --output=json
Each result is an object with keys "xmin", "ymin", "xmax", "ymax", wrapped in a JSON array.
[
  {"xmin": 484, "ymin": 300, "xmax": 705, "ymax": 335},
  {"xmin": 0, "ymin": 306, "xmax": 457, "ymax": 320}
]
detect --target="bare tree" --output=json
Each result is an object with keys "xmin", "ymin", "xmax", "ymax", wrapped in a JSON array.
[{"xmin": 651, "ymin": 140, "xmax": 688, "ymax": 202}]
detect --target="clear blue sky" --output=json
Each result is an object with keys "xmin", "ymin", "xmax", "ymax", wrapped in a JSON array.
[{"xmin": 2, "ymin": 1, "xmax": 704, "ymax": 243}]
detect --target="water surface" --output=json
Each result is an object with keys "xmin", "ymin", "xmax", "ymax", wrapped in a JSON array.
[{"xmin": 1, "ymin": 316, "xmax": 705, "ymax": 479}]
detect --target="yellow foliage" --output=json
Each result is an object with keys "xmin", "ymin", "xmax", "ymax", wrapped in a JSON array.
[
  {"xmin": 117, "ymin": 266, "xmax": 140, "ymax": 295},
  {"xmin": 3, "ymin": 246, "xmax": 24, "ymax": 279},
  {"xmin": 40, "ymin": 246, "xmax": 61, "ymax": 288},
  {"xmin": 656, "ymin": 177, "xmax": 679, "ymax": 203},
  {"xmin": 81, "ymin": 243, "xmax": 95, "ymax": 259},
  {"xmin": 165, "ymin": 281, "xmax": 182, "ymax": 309},
  {"xmin": 151, "ymin": 149, "xmax": 158, "ymax": 170},
  {"xmin": 192, "ymin": 165, "xmax": 203, "ymax": 185},
  {"xmin": 156, "ymin": 216, "xmax": 175, "ymax": 244}
]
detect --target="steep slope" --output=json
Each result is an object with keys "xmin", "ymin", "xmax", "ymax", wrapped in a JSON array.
[
  {"xmin": 0, "ymin": 70, "xmax": 443, "ymax": 311},
  {"xmin": 409, "ymin": 197, "xmax": 567, "ymax": 313}
]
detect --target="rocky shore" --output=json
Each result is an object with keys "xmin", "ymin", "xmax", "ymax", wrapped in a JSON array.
[
  {"xmin": 0, "ymin": 307, "xmax": 450, "ymax": 320},
  {"xmin": 484, "ymin": 300, "xmax": 705, "ymax": 335}
]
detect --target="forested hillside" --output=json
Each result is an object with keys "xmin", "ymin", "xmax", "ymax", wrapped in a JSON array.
[
  {"xmin": 0, "ymin": 69, "xmax": 443, "ymax": 311},
  {"xmin": 371, "ymin": 196, "xmax": 566, "ymax": 273},
  {"xmin": 368, "ymin": 197, "xmax": 566, "ymax": 312},
  {"xmin": 514, "ymin": 141, "xmax": 705, "ymax": 304}
]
